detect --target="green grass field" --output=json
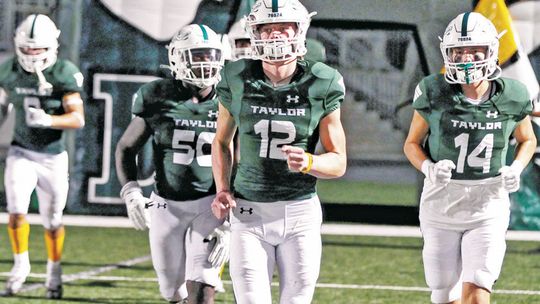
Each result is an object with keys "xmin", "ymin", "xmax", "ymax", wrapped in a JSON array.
[
  {"xmin": 317, "ymin": 180, "xmax": 418, "ymax": 206},
  {"xmin": 0, "ymin": 224, "xmax": 539, "ymax": 303}
]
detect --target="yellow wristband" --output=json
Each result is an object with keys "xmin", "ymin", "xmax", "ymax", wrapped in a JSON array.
[{"xmin": 300, "ymin": 153, "xmax": 313, "ymax": 174}]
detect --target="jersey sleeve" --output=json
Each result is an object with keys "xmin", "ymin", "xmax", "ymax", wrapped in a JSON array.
[
  {"xmin": 323, "ymin": 71, "xmax": 345, "ymax": 116},
  {"xmin": 519, "ymin": 99, "xmax": 533, "ymax": 119},
  {"xmin": 131, "ymin": 85, "xmax": 148, "ymax": 117},
  {"xmin": 412, "ymin": 78, "xmax": 431, "ymax": 119},
  {"xmin": 216, "ymin": 67, "xmax": 233, "ymax": 113},
  {"xmin": 54, "ymin": 60, "xmax": 84, "ymax": 93},
  {"xmin": 0, "ymin": 57, "xmax": 15, "ymax": 89}
]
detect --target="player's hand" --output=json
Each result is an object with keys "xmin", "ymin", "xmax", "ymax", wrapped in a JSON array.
[
  {"xmin": 282, "ymin": 145, "xmax": 310, "ymax": 173},
  {"xmin": 25, "ymin": 107, "xmax": 52, "ymax": 128},
  {"xmin": 120, "ymin": 182, "xmax": 151, "ymax": 230},
  {"xmin": 211, "ymin": 190, "xmax": 236, "ymax": 219},
  {"xmin": 422, "ymin": 159, "xmax": 456, "ymax": 185},
  {"xmin": 499, "ymin": 161, "xmax": 524, "ymax": 193},
  {"xmin": 204, "ymin": 221, "xmax": 231, "ymax": 268}
]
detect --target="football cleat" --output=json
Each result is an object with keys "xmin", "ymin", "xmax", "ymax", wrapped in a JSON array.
[
  {"xmin": 46, "ymin": 285, "xmax": 63, "ymax": 299},
  {"xmin": 45, "ymin": 261, "xmax": 62, "ymax": 299},
  {"xmin": 3, "ymin": 260, "xmax": 31, "ymax": 296}
]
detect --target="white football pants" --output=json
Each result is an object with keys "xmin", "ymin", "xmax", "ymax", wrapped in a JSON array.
[
  {"xmin": 420, "ymin": 178, "xmax": 510, "ymax": 303},
  {"xmin": 229, "ymin": 196, "xmax": 322, "ymax": 304},
  {"xmin": 148, "ymin": 192, "xmax": 222, "ymax": 302},
  {"xmin": 4, "ymin": 146, "xmax": 68, "ymax": 230}
]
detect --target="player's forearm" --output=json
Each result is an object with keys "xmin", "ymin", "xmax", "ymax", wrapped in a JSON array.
[
  {"xmin": 50, "ymin": 111, "xmax": 85, "ymax": 129},
  {"xmin": 513, "ymin": 138, "xmax": 537, "ymax": 167},
  {"xmin": 308, "ymin": 152, "xmax": 346, "ymax": 179},
  {"xmin": 115, "ymin": 143, "xmax": 140, "ymax": 186},
  {"xmin": 403, "ymin": 142, "xmax": 429, "ymax": 172},
  {"xmin": 212, "ymin": 140, "xmax": 233, "ymax": 192}
]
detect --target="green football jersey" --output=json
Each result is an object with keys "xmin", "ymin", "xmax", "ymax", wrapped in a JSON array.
[
  {"xmin": 217, "ymin": 59, "xmax": 345, "ymax": 202},
  {"xmin": 413, "ymin": 74, "xmax": 532, "ymax": 180},
  {"xmin": 0, "ymin": 57, "xmax": 83, "ymax": 154},
  {"xmin": 133, "ymin": 79, "xmax": 218, "ymax": 201}
]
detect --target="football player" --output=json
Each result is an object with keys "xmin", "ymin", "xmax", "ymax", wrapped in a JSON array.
[
  {"xmin": 228, "ymin": 18, "xmax": 252, "ymax": 61},
  {"xmin": 0, "ymin": 14, "xmax": 85, "ymax": 299},
  {"xmin": 115, "ymin": 24, "xmax": 228, "ymax": 304},
  {"xmin": 403, "ymin": 12, "xmax": 536, "ymax": 304},
  {"xmin": 210, "ymin": 0, "xmax": 347, "ymax": 303}
]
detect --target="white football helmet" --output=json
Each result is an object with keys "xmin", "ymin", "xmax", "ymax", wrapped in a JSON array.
[
  {"xmin": 228, "ymin": 18, "xmax": 252, "ymax": 61},
  {"xmin": 166, "ymin": 24, "xmax": 224, "ymax": 88},
  {"xmin": 246, "ymin": 0, "xmax": 316, "ymax": 62},
  {"xmin": 440, "ymin": 12, "xmax": 503, "ymax": 84},
  {"xmin": 14, "ymin": 14, "xmax": 60, "ymax": 73}
]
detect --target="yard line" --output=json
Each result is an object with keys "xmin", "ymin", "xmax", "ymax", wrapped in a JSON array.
[
  {"xmin": 1, "ymin": 213, "xmax": 540, "ymax": 241},
  {"xmin": 6, "ymin": 255, "xmax": 151, "ymax": 293},
  {"xmin": 2, "ymin": 272, "xmax": 539, "ymax": 296}
]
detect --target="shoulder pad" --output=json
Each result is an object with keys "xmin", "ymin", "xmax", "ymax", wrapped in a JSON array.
[
  {"xmin": 311, "ymin": 62, "xmax": 337, "ymax": 80},
  {"xmin": 494, "ymin": 78, "xmax": 531, "ymax": 115},
  {"xmin": 0, "ymin": 57, "xmax": 17, "ymax": 83}
]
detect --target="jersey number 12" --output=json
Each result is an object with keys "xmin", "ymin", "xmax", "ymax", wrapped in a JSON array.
[{"xmin": 254, "ymin": 119, "xmax": 296, "ymax": 160}]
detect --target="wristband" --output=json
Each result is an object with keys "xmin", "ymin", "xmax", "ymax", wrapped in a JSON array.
[{"xmin": 300, "ymin": 153, "xmax": 313, "ymax": 174}]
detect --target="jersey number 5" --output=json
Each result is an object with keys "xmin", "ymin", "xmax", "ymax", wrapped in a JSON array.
[
  {"xmin": 454, "ymin": 133, "xmax": 494, "ymax": 174},
  {"xmin": 254, "ymin": 119, "xmax": 296, "ymax": 160},
  {"xmin": 172, "ymin": 130, "xmax": 215, "ymax": 167}
]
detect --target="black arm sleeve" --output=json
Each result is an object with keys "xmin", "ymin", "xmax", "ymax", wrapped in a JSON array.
[{"xmin": 115, "ymin": 116, "xmax": 153, "ymax": 186}]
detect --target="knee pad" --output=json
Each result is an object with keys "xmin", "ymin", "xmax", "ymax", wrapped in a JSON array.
[
  {"xmin": 472, "ymin": 269, "xmax": 495, "ymax": 292},
  {"xmin": 41, "ymin": 213, "xmax": 63, "ymax": 230},
  {"xmin": 431, "ymin": 282, "xmax": 461, "ymax": 304},
  {"xmin": 160, "ymin": 288, "xmax": 181, "ymax": 303}
]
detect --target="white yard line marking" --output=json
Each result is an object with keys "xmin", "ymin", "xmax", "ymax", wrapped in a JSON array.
[
  {"xmin": 1, "ymin": 272, "xmax": 539, "ymax": 296},
  {"xmin": 6, "ymin": 255, "xmax": 151, "ymax": 293},
  {"xmin": 1, "ymin": 213, "xmax": 540, "ymax": 241}
]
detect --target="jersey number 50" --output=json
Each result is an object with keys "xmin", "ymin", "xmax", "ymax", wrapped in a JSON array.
[{"xmin": 172, "ymin": 130, "xmax": 215, "ymax": 167}]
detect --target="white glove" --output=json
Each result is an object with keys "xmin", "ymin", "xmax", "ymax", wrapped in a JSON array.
[
  {"xmin": 421, "ymin": 159, "xmax": 456, "ymax": 185},
  {"xmin": 25, "ymin": 107, "xmax": 52, "ymax": 128},
  {"xmin": 204, "ymin": 221, "xmax": 231, "ymax": 268},
  {"xmin": 499, "ymin": 161, "xmax": 524, "ymax": 193},
  {"xmin": 120, "ymin": 181, "xmax": 151, "ymax": 230}
]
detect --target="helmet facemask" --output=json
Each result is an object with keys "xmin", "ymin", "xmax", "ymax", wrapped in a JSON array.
[
  {"xmin": 440, "ymin": 12, "xmax": 503, "ymax": 85},
  {"xmin": 165, "ymin": 24, "xmax": 224, "ymax": 89},
  {"xmin": 246, "ymin": 0, "xmax": 316, "ymax": 62},
  {"xmin": 14, "ymin": 14, "xmax": 60, "ymax": 73},
  {"xmin": 228, "ymin": 18, "xmax": 253, "ymax": 61},
  {"xmin": 171, "ymin": 47, "xmax": 223, "ymax": 88},
  {"xmin": 249, "ymin": 22, "xmax": 307, "ymax": 61}
]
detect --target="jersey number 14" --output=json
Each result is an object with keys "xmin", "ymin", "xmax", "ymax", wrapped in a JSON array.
[{"xmin": 454, "ymin": 132, "xmax": 494, "ymax": 174}]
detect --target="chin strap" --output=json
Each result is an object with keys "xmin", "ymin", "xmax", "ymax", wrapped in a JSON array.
[{"xmin": 34, "ymin": 63, "xmax": 53, "ymax": 96}]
